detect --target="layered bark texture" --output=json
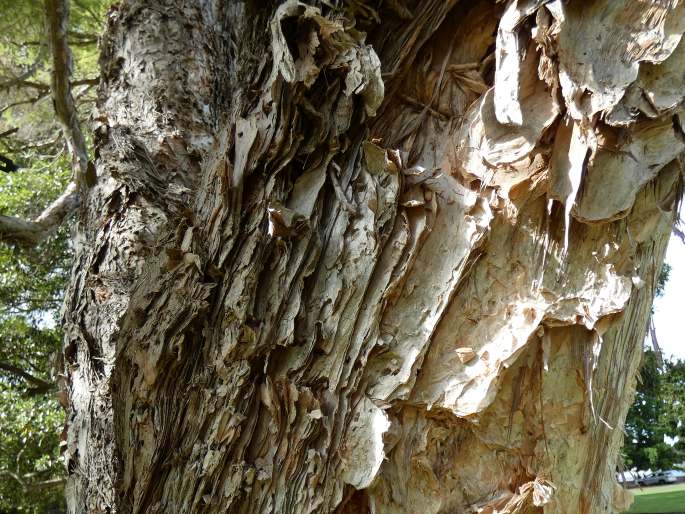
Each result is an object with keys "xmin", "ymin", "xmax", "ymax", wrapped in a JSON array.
[{"xmin": 62, "ymin": 1, "xmax": 684, "ymax": 513}]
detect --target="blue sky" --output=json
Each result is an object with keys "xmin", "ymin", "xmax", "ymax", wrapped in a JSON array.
[{"xmin": 652, "ymin": 234, "xmax": 685, "ymax": 361}]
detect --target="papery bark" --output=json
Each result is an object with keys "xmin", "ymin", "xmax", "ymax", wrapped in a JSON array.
[{"xmin": 63, "ymin": 1, "xmax": 683, "ymax": 513}]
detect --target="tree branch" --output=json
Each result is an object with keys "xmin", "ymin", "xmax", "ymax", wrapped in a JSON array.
[
  {"xmin": 72, "ymin": 77, "xmax": 99, "ymax": 87},
  {"xmin": 2, "ymin": 49, "xmax": 48, "ymax": 86},
  {"xmin": 0, "ymin": 471, "xmax": 65, "ymax": 490},
  {"xmin": 0, "ymin": 77, "xmax": 96, "ymax": 92},
  {"xmin": 649, "ymin": 317, "xmax": 664, "ymax": 368},
  {"xmin": 0, "ymin": 79, "xmax": 50, "ymax": 92},
  {"xmin": 0, "ymin": 361, "xmax": 54, "ymax": 392},
  {"xmin": 45, "ymin": 0, "xmax": 91, "ymax": 189},
  {"xmin": 14, "ymin": 133, "xmax": 62, "ymax": 152},
  {"xmin": 0, "ymin": 89, "xmax": 52, "ymax": 115},
  {"xmin": 67, "ymin": 30, "xmax": 98, "ymax": 45},
  {"xmin": 0, "ymin": 181, "xmax": 79, "ymax": 246},
  {"xmin": 0, "ymin": 127, "xmax": 19, "ymax": 138},
  {"xmin": 0, "ymin": 1, "xmax": 94, "ymax": 246},
  {"xmin": 28, "ymin": 477, "xmax": 67, "ymax": 490}
]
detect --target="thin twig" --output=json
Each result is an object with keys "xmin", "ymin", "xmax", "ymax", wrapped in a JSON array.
[{"xmin": 0, "ymin": 127, "xmax": 19, "ymax": 138}]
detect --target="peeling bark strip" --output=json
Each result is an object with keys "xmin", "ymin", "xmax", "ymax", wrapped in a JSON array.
[{"xmin": 63, "ymin": 1, "xmax": 683, "ymax": 513}]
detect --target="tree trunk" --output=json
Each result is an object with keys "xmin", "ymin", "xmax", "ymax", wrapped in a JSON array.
[{"xmin": 61, "ymin": 1, "xmax": 684, "ymax": 513}]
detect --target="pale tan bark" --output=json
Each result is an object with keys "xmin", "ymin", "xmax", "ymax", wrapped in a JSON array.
[{"xmin": 62, "ymin": 1, "xmax": 684, "ymax": 513}]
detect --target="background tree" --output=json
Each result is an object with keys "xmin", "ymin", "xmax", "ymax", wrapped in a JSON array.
[
  {"xmin": 0, "ymin": 0, "xmax": 108, "ymax": 511},
  {"xmin": 623, "ymin": 351, "xmax": 685, "ymax": 472},
  {"xmin": 620, "ymin": 262, "xmax": 685, "ymax": 474},
  {"xmin": 619, "ymin": 261, "xmax": 685, "ymax": 474},
  {"xmin": 0, "ymin": 164, "xmax": 70, "ymax": 513}
]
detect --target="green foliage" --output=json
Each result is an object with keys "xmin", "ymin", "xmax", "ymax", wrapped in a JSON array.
[
  {"xmin": 0, "ymin": 158, "xmax": 71, "ymax": 513},
  {"xmin": 0, "ymin": 0, "xmax": 106, "ymax": 75},
  {"xmin": 0, "ymin": 1, "xmax": 112, "ymax": 511},
  {"xmin": 623, "ymin": 350, "xmax": 685, "ymax": 471},
  {"xmin": 0, "ymin": 388, "xmax": 65, "ymax": 514},
  {"xmin": 0, "ymin": 157, "xmax": 72, "ymax": 318},
  {"xmin": 656, "ymin": 263, "xmax": 671, "ymax": 298},
  {"xmin": 1, "ymin": 0, "xmax": 108, "ymax": 158}
]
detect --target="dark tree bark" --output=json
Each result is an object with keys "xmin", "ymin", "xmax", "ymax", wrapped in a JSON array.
[{"xmin": 61, "ymin": 1, "xmax": 685, "ymax": 513}]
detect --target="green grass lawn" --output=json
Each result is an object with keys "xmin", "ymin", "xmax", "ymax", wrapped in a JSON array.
[{"xmin": 623, "ymin": 483, "xmax": 685, "ymax": 513}]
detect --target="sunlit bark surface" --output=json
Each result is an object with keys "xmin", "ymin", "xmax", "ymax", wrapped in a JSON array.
[{"xmin": 62, "ymin": 1, "xmax": 684, "ymax": 513}]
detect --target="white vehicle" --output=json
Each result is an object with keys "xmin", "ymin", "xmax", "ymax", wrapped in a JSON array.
[{"xmin": 637, "ymin": 470, "xmax": 680, "ymax": 486}]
